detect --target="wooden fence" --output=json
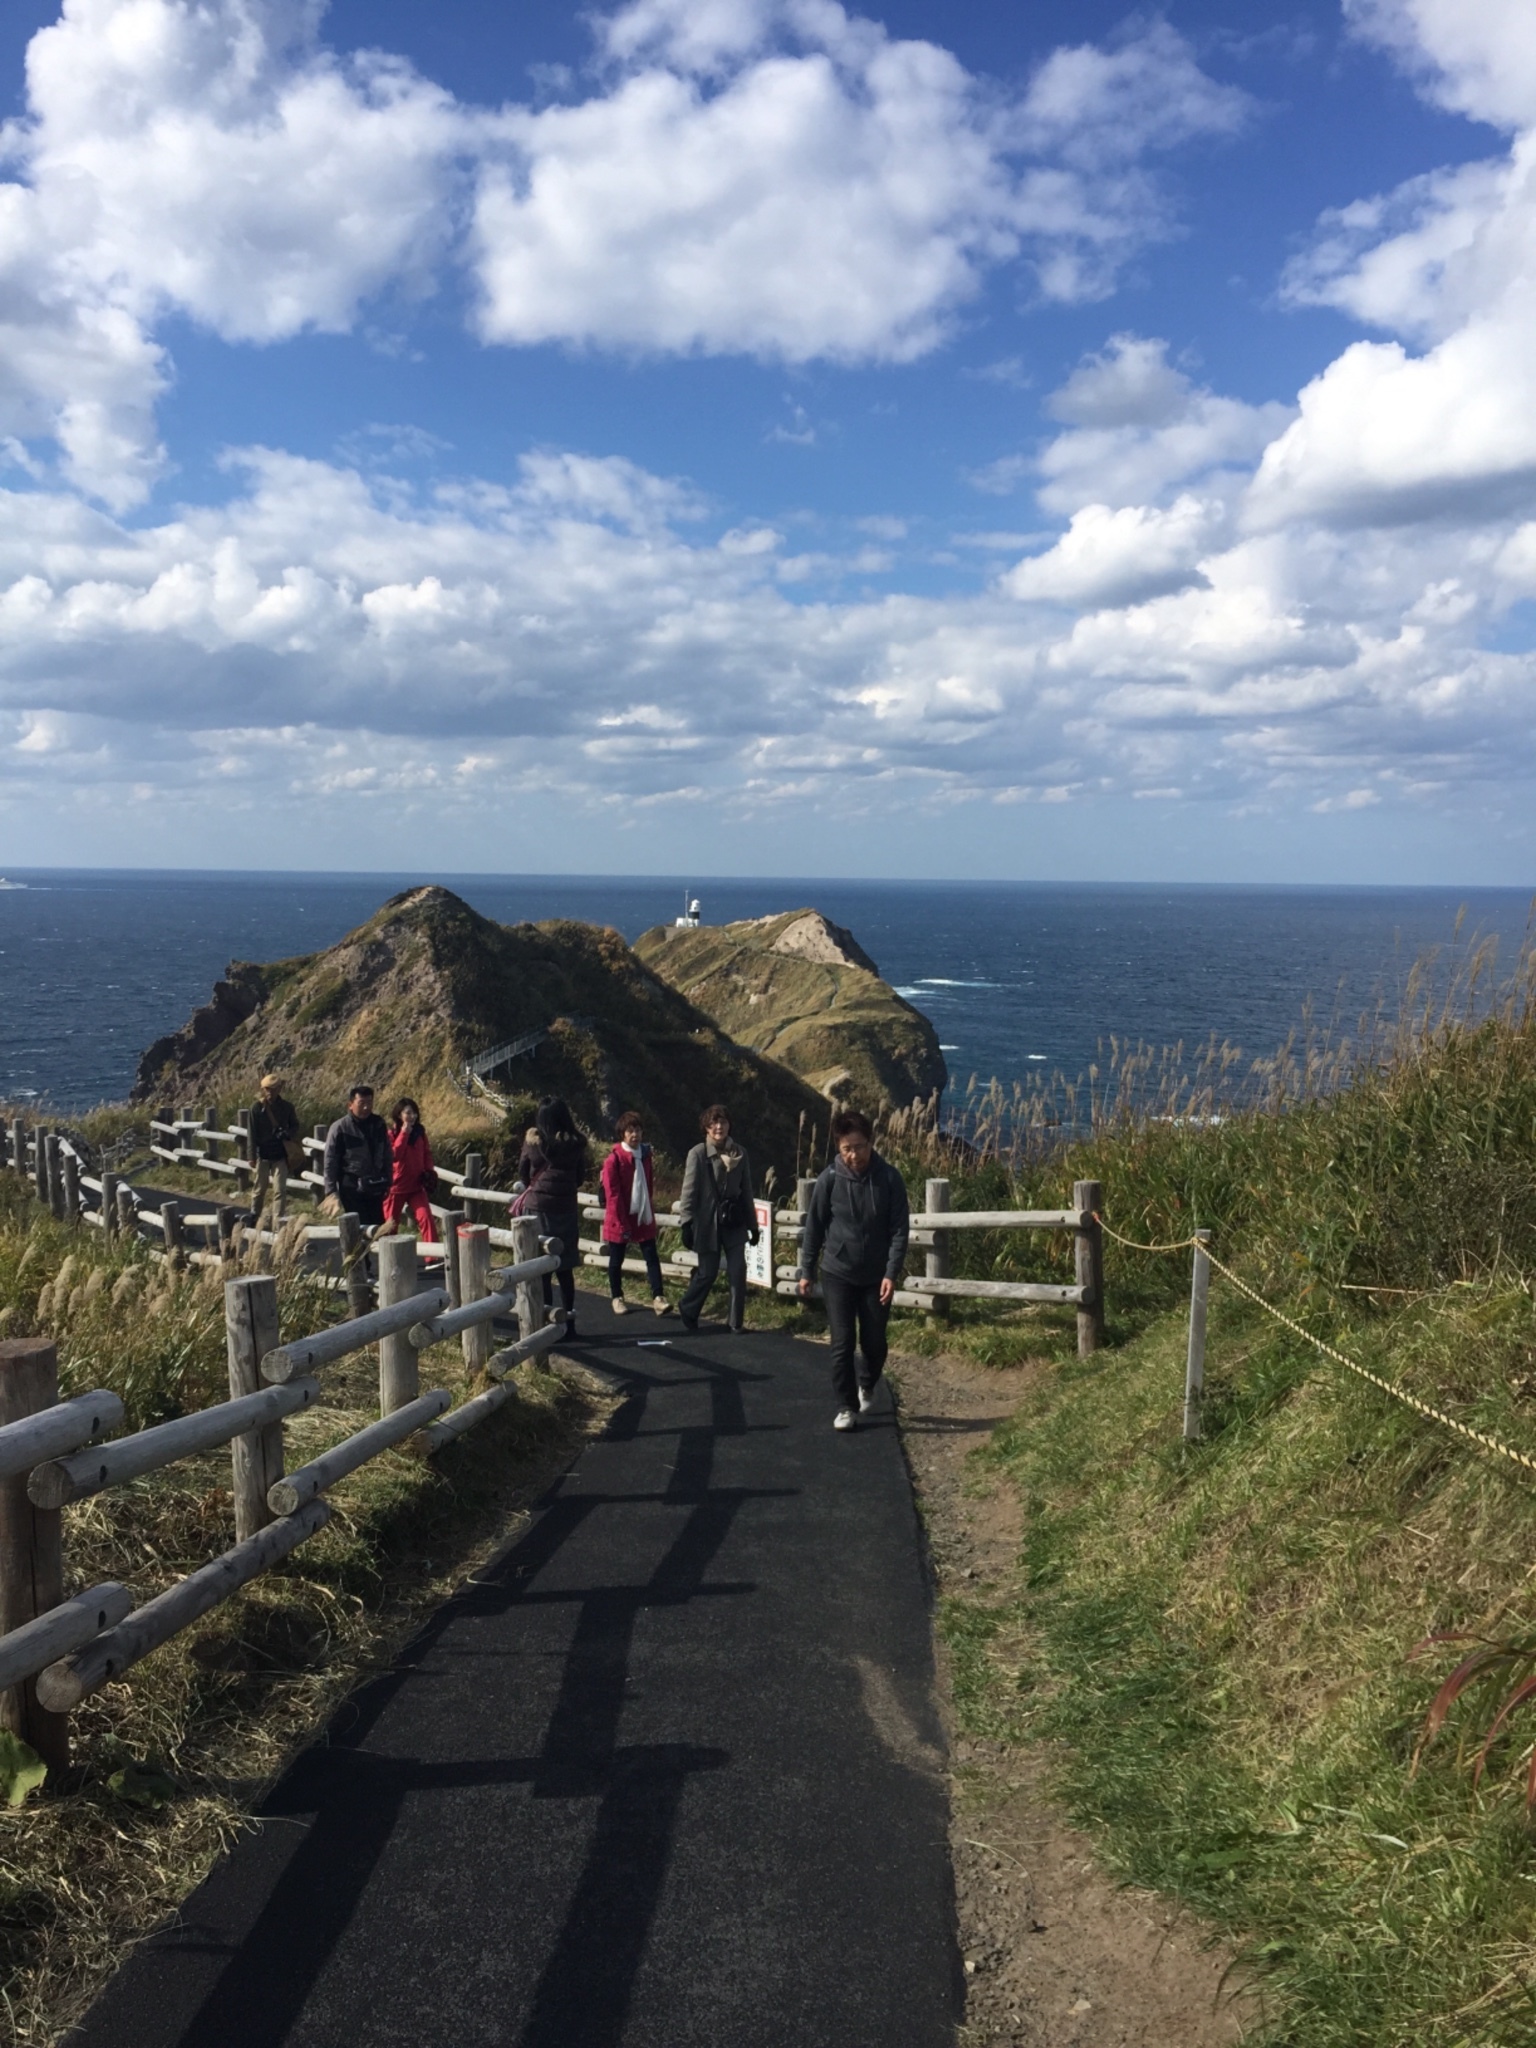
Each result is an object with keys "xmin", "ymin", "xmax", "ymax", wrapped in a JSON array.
[
  {"xmin": 0, "ymin": 1113, "xmax": 1105, "ymax": 1769},
  {"xmin": 0, "ymin": 1137, "xmax": 562, "ymax": 1773}
]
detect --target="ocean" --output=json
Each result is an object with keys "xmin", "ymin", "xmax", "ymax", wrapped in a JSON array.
[{"xmin": 0, "ymin": 870, "xmax": 1531, "ymax": 1114}]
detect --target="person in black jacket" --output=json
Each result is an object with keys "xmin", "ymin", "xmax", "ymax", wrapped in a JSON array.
[
  {"xmin": 248, "ymin": 1073, "xmax": 299, "ymax": 1217},
  {"xmin": 321, "ymin": 1085, "xmax": 392, "ymax": 1229},
  {"xmin": 798, "ymin": 1109, "xmax": 910, "ymax": 1431},
  {"xmin": 527, "ymin": 1097, "xmax": 589, "ymax": 1340}
]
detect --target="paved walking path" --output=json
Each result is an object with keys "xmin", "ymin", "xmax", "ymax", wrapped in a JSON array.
[{"xmin": 69, "ymin": 1316, "xmax": 959, "ymax": 2048}]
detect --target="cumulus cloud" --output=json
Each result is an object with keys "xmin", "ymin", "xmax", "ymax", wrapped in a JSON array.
[
  {"xmin": 471, "ymin": 3, "xmax": 1248, "ymax": 359},
  {"xmin": 0, "ymin": 0, "xmax": 1251, "ymax": 507},
  {"xmin": 1030, "ymin": 336, "xmax": 1292, "ymax": 514},
  {"xmin": 0, "ymin": 0, "xmax": 461, "ymax": 503},
  {"xmin": 1004, "ymin": 495, "xmax": 1221, "ymax": 607},
  {"xmin": 1345, "ymin": 0, "xmax": 1536, "ymax": 131}
]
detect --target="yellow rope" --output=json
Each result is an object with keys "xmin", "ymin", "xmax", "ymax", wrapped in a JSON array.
[
  {"xmin": 1093, "ymin": 1213, "xmax": 1205, "ymax": 1255},
  {"xmin": 1097, "ymin": 1213, "xmax": 1536, "ymax": 1480}
]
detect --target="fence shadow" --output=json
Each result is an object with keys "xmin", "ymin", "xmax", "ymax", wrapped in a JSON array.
[{"xmin": 116, "ymin": 1348, "xmax": 792, "ymax": 2048}]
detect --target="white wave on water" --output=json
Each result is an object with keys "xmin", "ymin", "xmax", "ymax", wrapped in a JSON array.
[{"xmin": 917, "ymin": 977, "xmax": 999, "ymax": 986}]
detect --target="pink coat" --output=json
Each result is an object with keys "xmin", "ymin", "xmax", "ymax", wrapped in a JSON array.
[{"xmin": 601, "ymin": 1144, "xmax": 659, "ymax": 1244}]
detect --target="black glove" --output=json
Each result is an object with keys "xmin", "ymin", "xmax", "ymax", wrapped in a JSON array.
[
  {"xmin": 680, "ymin": 1222, "xmax": 695, "ymax": 1252},
  {"xmin": 748, "ymin": 1226, "xmax": 760, "ymax": 1246}
]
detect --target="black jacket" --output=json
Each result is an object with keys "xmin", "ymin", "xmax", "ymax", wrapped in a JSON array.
[
  {"xmin": 799, "ymin": 1152, "xmax": 910, "ymax": 1287},
  {"xmin": 249, "ymin": 1095, "xmax": 298, "ymax": 1162},
  {"xmin": 528, "ymin": 1130, "xmax": 589, "ymax": 1253},
  {"xmin": 323, "ymin": 1111, "xmax": 391, "ymax": 1195}
]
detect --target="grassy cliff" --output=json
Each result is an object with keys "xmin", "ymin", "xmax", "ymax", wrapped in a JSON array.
[
  {"xmin": 875, "ymin": 949, "xmax": 1536, "ymax": 2044},
  {"xmin": 634, "ymin": 907, "xmax": 945, "ymax": 1112},
  {"xmin": 131, "ymin": 886, "xmax": 830, "ymax": 1180}
]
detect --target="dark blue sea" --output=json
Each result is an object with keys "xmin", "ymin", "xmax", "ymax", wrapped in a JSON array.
[{"xmin": 0, "ymin": 870, "xmax": 1531, "ymax": 1113}]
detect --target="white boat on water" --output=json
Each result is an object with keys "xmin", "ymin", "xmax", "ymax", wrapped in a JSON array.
[{"xmin": 0, "ymin": 877, "xmax": 25, "ymax": 890}]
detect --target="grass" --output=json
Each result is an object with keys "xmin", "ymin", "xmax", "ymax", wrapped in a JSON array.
[
  {"xmin": 0, "ymin": 1175, "xmax": 604, "ymax": 2046},
  {"xmin": 897, "ymin": 931, "xmax": 1536, "ymax": 2044}
]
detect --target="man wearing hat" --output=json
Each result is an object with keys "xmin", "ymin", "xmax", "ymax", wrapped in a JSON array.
[{"xmin": 248, "ymin": 1073, "xmax": 300, "ymax": 1216}]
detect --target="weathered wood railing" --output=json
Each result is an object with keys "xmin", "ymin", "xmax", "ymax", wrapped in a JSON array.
[
  {"xmin": 8, "ymin": 1114, "xmax": 1106, "ymax": 1347},
  {"xmin": 0, "ymin": 1213, "xmax": 562, "ymax": 1772}
]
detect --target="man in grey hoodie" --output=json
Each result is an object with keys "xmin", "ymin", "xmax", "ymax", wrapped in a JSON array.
[{"xmin": 798, "ymin": 1109, "xmax": 910, "ymax": 1430}]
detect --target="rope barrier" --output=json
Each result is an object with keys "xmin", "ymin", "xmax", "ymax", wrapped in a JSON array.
[
  {"xmin": 1095, "ymin": 1213, "xmax": 1536, "ymax": 1481},
  {"xmin": 1093, "ymin": 1214, "xmax": 1206, "ymax": 1255}
]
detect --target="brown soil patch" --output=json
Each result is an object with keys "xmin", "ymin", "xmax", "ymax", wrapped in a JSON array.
[{"xmin": 888, "ymin": 1347, "xmax": 1250, "ymax": 2048}]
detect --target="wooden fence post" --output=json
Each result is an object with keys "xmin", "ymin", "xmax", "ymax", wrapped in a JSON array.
[
  {"xmin": 115, "ymin": 1184, "xmax": 137, "ymax": 1239},
  {"xmin": 458, "ymin": 1223, "xmax": 492, "ymax": 1374},
  {"xmin": 61, "ymin": 1148, "xmax": 80, "ymax": 1229},
  {"xmin": 1074, "ymin": 1179, "xmax": 1105, "ymax": 1357},
  {"xmin": 511, "ymin": 1216, "xmax": 546, "ymax": 1339},
  {"xmin": 440, "ymin": 1208, "xmax": 465, "ymax": 1309},
  {"xmin": 0, "ymin": 1340, "xmax": 69, "ymax": 1774},
  {"xmin": 217, "ymin": 1204, "xmax": 238, "ymax": 1260},
  {"xmin": 925, "ymin": 1177, "xmax": 950, "ymax": 1324},
  {"xmin": 161, "ymin": 1202, "xmax": 186, "ymax": 1274},
  {"xmin": 9, "ymin": 1116, "xmax": 24, "ymax": 1175},
  {"xmin": 100, "ymin": 1169, "xmax": 118, "ymax": 1238},
  {"xmin": 225, "ymin": 1277, "xmax": 283, "ymax": 1540},
  {"xmin": 1184, "ymin": 1230, "xmax": 1212, "ymax": 1445},
  {"xmin": 32, "ymin": 1125, "xmax": 48, "ymax": 1205},
  {"xmin": 338, "ymin": 1212, "xmax": 372, "ymax": 1319},
  {"xmin": 45, "ymin": 1134, "xmax": 65, "ymax": 1222},
  {"xmin": 377, "ymin": 1236, "xmax": 420, "ymax": 1415}
]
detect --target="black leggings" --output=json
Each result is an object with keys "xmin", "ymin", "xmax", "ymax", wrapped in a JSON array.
[
  {"xmin": 541, "ymin": 1267, "xmax": 576, "ymax": 1319},
  {"xmin": 605, "ymin": 1239, "xmax": 664, "ymax": 1297}
]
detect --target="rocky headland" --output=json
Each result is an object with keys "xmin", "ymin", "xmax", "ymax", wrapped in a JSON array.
[{"xmin": 635, "ymin": 907, "xmax": 946, "ymax": 1112}]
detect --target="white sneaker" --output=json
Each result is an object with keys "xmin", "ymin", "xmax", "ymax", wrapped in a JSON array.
[
  {"xmin": 611, "ymin": 1297, "xmax": 628, "ymax": 1316},
  {"xmin": 857, "ymin": 1384, "xmax": 877, "ymax": 1413},
  {"xmin": 833, "ymin": 1409, "xmax": 857, "ymax": 1431},
  {"xmin": 651, "ymin": 1295, "xmax": 668, "ymax": 1316}
]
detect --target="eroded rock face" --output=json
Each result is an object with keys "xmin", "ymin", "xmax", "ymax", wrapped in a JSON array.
[
  {"xmin": 129, "ymin": 887, "xmax": 829, "ymax": 1175},
  {"xmin": 635, "ymin": 908, "xmax": 945, "ymax": 1112}
]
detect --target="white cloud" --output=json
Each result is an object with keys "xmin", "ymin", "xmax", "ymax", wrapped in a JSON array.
[
  {"xmin": 0, "ymin": 0, "xmax": 461, "ymax": 504},
  {"xmin": 1004, "ymin": 495, "xmax": 1221, "ymax": 607},
  {"xmin": 472, "ymin": 6, "xmax": 1248, "ymax": 360},
  {"xmin": 0, "ymin": 0, "xmax": 1250, "ymax": 507},
  {"xmin": 1345, "ymin": 0, "xmax": 1536, "ymax": 131},
  {"xmin": 1032, "ymin": 336, "xmax": 1292, "ymax": 513}
]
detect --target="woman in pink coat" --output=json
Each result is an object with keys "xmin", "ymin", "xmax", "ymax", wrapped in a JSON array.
[
  {"xmin": 600, "ymin": 1110, "xmax": 667, "ymax": 1316},
  {"xmin": 383, "ymin": 1098, "xmax": 437, "ymax": 1241}
]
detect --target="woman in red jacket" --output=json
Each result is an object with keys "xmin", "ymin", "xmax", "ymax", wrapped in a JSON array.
[
  {"xmin": 383, "ymin": 1098, "xmax": 437, "ymax": 1241},
  {"xmin": 600, "ymin": 1111, "xmax": 667, "ymax": 1316}
]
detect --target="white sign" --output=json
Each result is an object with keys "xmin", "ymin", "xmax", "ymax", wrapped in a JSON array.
[{"xmin": 745, "ymin": 1199, "xmax": 775, "ymax": 1288}]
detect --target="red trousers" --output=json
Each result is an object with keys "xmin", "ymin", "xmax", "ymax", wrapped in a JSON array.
[{"xmin": 383, "ymin": 1187, "xmax": 437, "ymax": 1241}]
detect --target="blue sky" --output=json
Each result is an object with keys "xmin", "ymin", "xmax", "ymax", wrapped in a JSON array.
[{"xmin": 0, "ymin": 0, "xmax": 1532, "ymax": 882}]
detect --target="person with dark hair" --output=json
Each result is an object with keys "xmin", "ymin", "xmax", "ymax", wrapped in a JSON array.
[
  {"xmin": 600, "ymin": 1110, "xmax": 667, "ymax": 1316},
  {"xmin": 527, "ymin": 1096, "xmax": 588, "ymax": 1339},
  {"xmin": 248, "ymin": 1072, "xmax": 299, "ymax": 1218},
  {"xmin": 798, "ymin": 1108, "xmax": 910, "ymax": 1430},
  {"xmin": 322, "ymin": 1084, "xmax": 392, "ymax": 1229},
  {"xmin": 382, "ymin": 1097, "xmax": 437, "ymax": 1242},
  {"xmin": 677, "ymin": 1104, "xmax": 759, "ymax": 1333}
]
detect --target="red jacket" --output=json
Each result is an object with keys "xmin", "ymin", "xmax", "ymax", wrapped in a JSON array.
[
  {"xmin": 389, "ymin": 1124, "xmax": 436, "ymax": 1199},
  {"xmin": 600, "ymin": 1143, "xmax": 658, "ymax": 1244}
]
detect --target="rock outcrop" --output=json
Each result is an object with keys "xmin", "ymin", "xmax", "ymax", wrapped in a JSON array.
[
  {"xmin": 131, "ymin": 887, "xmax": 831, "ymax": 1180},
  {"xmin": 635, "ymin": 908, "xmax": 945, "ymax": 1112}
]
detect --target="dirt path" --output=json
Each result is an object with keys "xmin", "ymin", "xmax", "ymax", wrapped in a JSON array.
[{"xmin": 888, "ymin": 1347, "xmax": 1250, "ymax": 2048}]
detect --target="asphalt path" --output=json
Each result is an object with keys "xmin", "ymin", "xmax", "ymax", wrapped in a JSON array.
[{"xmin": 67, "ymin": 1312, "xmax": 960, "ymax": 2048}]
